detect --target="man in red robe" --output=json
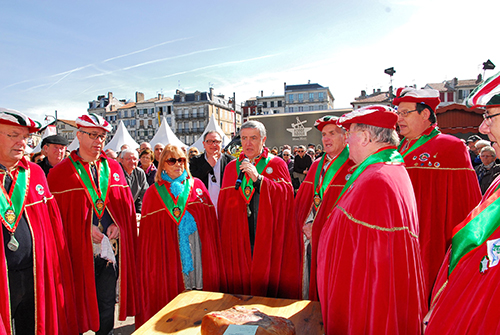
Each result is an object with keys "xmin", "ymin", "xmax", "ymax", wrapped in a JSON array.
[
  {"xmin": 0, "ymin": 108, "xmax": 78, "ymax": 334},
  {"xmin": 393, "ymin": 87, "xmax": 482, "ymax": 299},
  {"xmin": 218, "ymin": 120, "xmax": 301, "ymax": 299},
  {"xmin": 294, "ymin": 115, "xmax": 353, "ymax": 300},
  {"xmin": 48, "ymin": 114, "xmax": 138, "ymax": 334},
  {"xmin": 425, "ymin": 72, "xmax": 500, "ymax": 334},
  {"xmin": 317, "ymin": 105, "xmax": 426, "ymax": 335}
]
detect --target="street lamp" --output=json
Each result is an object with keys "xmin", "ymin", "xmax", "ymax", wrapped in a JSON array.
[{"xmin": 384, "ymin": 67, "xmax": 396, "ymax": 102}]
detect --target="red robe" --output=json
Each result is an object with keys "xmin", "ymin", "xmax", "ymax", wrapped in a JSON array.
[
  {"xmin": 317, "ymin": 162, "xmax": 426, "ymax": 335},
  {"xmin": 294, "ymin": 153, "xmax": 353, "ymax": 301},
  {"xmin": 218, "ymin": 150, "xmax": 301, "ymax": 299},
  {"xmin": 136, "ymin": 177, "xmax": 225, "ymax": 326},
  {"xmin": 0, "ymin": 159, "xmax": 78, "ymax": 334},
  {"xmin": 48, "ymin": 151, "xmax": 138, "ymax": 333},
  {"xmin": 426, "ymin": 176, "xmax": 500, "ymax": 334},
  {"xmin": 400, "ymin": 128, "xmax": 481, "ymax": 298}
]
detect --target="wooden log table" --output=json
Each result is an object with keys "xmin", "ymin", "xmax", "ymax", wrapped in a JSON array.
[{"xmin": 133, "ymin": 290, "xmax": 324, "ymax": 334}]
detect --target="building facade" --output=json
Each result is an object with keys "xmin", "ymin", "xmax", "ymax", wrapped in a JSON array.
[
  {"xmin": 351, "ymin": 89, "xmax": 392, "ymax": 109},
  {"xmin": 173, "ymin": 88, "xmax": 241, "ymax": 145},
  {"xmin": 284, "ymin": 83, "xmax": 334, "ymax": 113},
  {"xmin": 425, "ymin": 75, "xmax": 483, "ymax": 107}
]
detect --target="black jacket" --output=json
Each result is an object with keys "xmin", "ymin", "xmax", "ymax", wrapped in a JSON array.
[{"xmin": 189, "ymin": 153, "xmax": 235, "ymax": 189}]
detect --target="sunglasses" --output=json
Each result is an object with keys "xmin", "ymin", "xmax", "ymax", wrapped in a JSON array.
[{"xmin": 165, "ymin": 157, "xmax": 186, "ymax": 165}]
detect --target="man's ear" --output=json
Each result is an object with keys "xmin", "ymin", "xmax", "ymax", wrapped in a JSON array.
[{"xmin": 360, "ymin": 130, "xmax": 371, "ymax": 147}]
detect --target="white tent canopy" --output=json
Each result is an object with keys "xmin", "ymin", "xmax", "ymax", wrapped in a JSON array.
[
  {"xmin": 31, "ymin": 126, "xmax": 59, "ymax": 153},
  {"xmin": 149, "ymin": 117, "xmax": 186, "ymax": 149},
  {"xmin": 190, "ymin": 114, "xmax": 231, "ymax": 152},
  {"xmin": 104, "ymin": 121, "xmax": 140, "ymax": 152},
  {"xmin": 67, "ymin": 137, "xmax": 79, "ymax": 152}
]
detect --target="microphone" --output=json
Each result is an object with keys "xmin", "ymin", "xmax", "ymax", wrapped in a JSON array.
[{"xmin": 235, "ymin": 158, "xmax": 249, "ymax": 190}]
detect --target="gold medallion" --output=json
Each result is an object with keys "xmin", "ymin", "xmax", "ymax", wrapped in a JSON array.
[
  {"xmin": 313, "ymin": 194, "xmax": 322, "ymax": 207},
  {"xmin": 5, "ymin": 209, "xmax": 16, "ymax": 225},
  {"xmin": 244, "ymin": 186, "xmax": 252, "ymax": 197},
  {"xmin": 173, "ymin": 207, "xmax": 181, "ymax": 218},
  {"xmin": 95, "ymin": 198, "xmax": 105, "ymax": 211}
]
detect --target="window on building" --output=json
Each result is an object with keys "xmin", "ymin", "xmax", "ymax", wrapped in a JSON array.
[
  {"xmin": 298, "ymin": 106, "xmax": 304, "ymax": 112},
  {"xmin": 270, "ymin": 101, "xmax": 274, "ymax": 108},
  {"xmin": 447, "ymin": 92, "xmax": 454, "ymax": 102},
  {"xmin": 288, "ymin": 94, "xmax": 294, "ymax": 103},
  {"xmin": 298, "ymin": 94, "xmax": 303, "ymax": 102},
  {"xmin": 139, "ymin": 109, "xmax": 144, "ymax": 116},
  {"xmin": 288, "ymin": 107, "xmax": 294, "ymax": 113},
  {"xmin": 458, "ymin": 90, "xmax": 468, "ymax": 100},
  {"xmin": 318, "ymin": 92, "xmax": 324, "ymax": 101},
  {"xmin": 148, "ymin": 120, "xmax": 152, "ymax": 126},
  {"xmin": 184, "ymin": 108, "xmax": 189, "ymax": 118},
  {"xmin": 263, "ymin": 102, "xmax": 267, "ymax": 108},
  {"xmin": 132, "ymin": 120, "xmax": 136, "ymax": 126},
  {"xmin": 140, "ymin": 120, "xmax": 144, "ymax": 127},
  {"xmin": 309, "ymin": 106, "xmax": 314, "ymax": 111},
  {"xmin": 124, "ymin": 111, "xmax": 128, "ymax": 118},
  {"xmin": 278, "ymin": 100, "xmax": 282, "ymax": 107},
  {"xmin": 309, "ymin": 93, "xmax": 314, "ymax": 101},
  {"xmin": 196, "ymin": 95, "xmax": 200, "ymax": 101},
  {"xmin": 131, "ymin": 110, "xmax": 135, "ymax": 117},
  {"xmin": 181, "ymin": 96, "xmax": 185, "ymax": 102},
  {"xmin": 149, "ymin": 108, "xmax": 154, "ymax": 115},
  {"xmin": 167, "ymin": 117, "xmax": 172, "ymax": 126}
]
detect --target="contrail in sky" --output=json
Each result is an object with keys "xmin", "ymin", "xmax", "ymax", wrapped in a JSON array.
[
  {"xmin": 2, "ymin": 38, "xmax": 192, "ymax": 90},
  {"xmin": 102, "ymin": 37, "xmax": 192, "ymax": 63},
  {"xmin": 84, "ymin": 46, "xmax": 230, "ymax": 79},
  {"xmin": 158, "ymin": 54, "xmax": 279, "ymax": 79}
]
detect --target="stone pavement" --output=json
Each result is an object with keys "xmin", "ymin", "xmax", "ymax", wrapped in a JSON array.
[{"xmin": 83, "ymin": 306, "xmax": 135, "ymax": 335}]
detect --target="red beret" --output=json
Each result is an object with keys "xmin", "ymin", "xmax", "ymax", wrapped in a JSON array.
[
  {"xmin": 76, "ymin": 113, "xmax": 112, "ymax": 132},
  {"xmin": 392, "ymin": 87, "xmax": 441, "ymax": 112},
  {"xmin": 337, "ymin": 105, "xmax": 398, "ymax": 130},
  {"xmin": 314, "ymin": 115, "xmax": 340, "ymax": 131},
  {"xmin": 0, "ymin": 107, "xmax": 40, "ymax": 133}
]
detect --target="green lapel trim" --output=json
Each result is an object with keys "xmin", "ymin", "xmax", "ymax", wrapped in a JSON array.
[
  {"xmin": 0, "ymin": 167, "xmax": 29, "ymax": 232},
  {"xmin": 335, "ymin": 147, "xmax": 404, "ymax": 205},
  {"xmin": 154, "ymin": 178, "xmax": 193, "ymax": 224},
  {"xmin": 236, "ymin": 154, "xmax": 273, "ymax": 204},
  {"xmin": 449, "ymin": 183, "xmax": 500, "ymax": 275},
  {"xmin": 313, "ymin": 146, "xmax": 350, "ymax": 209},
  {"xmin": 69, "ymin": 155, "xmax": 110, "ymax": 218},
  {"xmin": 398, "ymin": 127, "xmax": 440, "ymax": 158}
]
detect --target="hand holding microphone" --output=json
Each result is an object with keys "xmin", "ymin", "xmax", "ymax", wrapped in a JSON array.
[{"xmin": 235, "ymin": 158, "xmax": 250, "ymax": 190}]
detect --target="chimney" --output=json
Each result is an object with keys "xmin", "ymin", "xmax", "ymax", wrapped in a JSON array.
[
  {"xmin": 261, "ymin": 90, "xmax": 263, "ymax": 97},
  {"xmin": 209, "ymin": 87, "xmax": 214, "ymax": 100},
  {"xmin": 308, "ymin": 80, "xmax": 311, "ymax": 84},
  {"xmin": 361, "ymin": 90, "xmax": 366, "ymax": 97},
  {"xmin": 136, "ymin": 92, "xmax": 144, "ymax": 103},
  {"xmin": 377, "ymin": 88, "xmax": 381, "ymax": 93},
  {"xmin": 477, "ymin": 73, "xmax": 483, "ymax": 84},
  {"xmin": 108, "ymin": 92, "xmax": 113, "ymax": 101},
  {"xmin": 373, "ymin": 89, "xmax": 376, "ymax": 94},
  {"xmin": 158, "ymin": 93, "xmax": 164, "ymax": 100}
]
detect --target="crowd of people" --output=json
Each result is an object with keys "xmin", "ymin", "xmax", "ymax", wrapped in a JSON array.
[{"xmin": 2, "ymin": 72, "xmax": 500, "ymax": 335}]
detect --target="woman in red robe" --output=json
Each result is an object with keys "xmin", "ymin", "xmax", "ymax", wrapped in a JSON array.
[{"xmin": 136, "ymin": 144, "xmax": 225, "ymax": 326}]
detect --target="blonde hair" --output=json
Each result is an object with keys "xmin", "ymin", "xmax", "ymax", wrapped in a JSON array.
[{"xmin": 154, "ymin": 144, "xmax": 192, "ymax": 183}]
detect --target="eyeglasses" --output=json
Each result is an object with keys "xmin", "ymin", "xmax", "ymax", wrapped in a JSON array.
[
  {"xmin": 165, "ymin": 157, "xmax": 186, "ymax": 165},
  {"xmin": 483, "ymin": 112, "xmax": 500, "ymax": 124},
  {"xmin": 80, "ymin": 130, "xmax": 107, "ymax": 141},
  {"xmin": 395, "ymin": 109, "xmax": 418, "ymax": 117},
  {"xmin": 283, "ymin": 154, "xmax": 290, "ymax": 156},
  {"xmin": 298, "ymin": 150, "xmax": 304, "ymax": 153},
  {"xmin": 0, "ymin": 131, "xmax": 30, "ymax": 142},
  {"xmin": 205, "ymin": 139, "xmax": 222, "ymax": 145}
]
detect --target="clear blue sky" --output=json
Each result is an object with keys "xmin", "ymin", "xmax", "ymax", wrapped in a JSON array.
[{"xmin": 1, "ymin": 0, "xmax": 499, "ymax": 124}]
